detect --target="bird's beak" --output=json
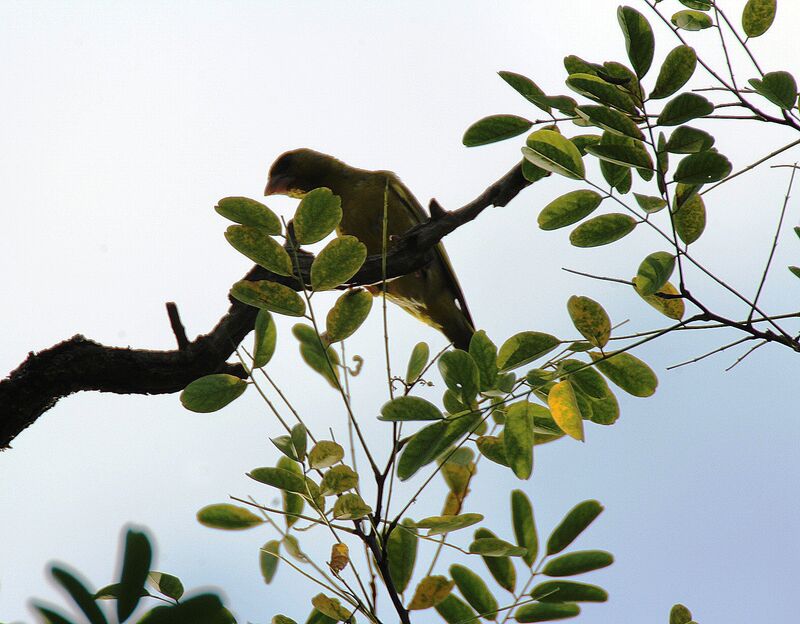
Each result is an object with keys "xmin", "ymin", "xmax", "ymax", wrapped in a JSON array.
[{"xmin": 265, "ymin": 173, "xmax": 291, "ymax": 196}]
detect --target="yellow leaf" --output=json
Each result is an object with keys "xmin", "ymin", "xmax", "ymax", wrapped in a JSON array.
[
  {"xmin": 408, "ymin": 575, "xmax": 455, "ymax": 610},
  {"xmin": 547, "ymin": 381, "xmax": 585, "ymax": 441}
]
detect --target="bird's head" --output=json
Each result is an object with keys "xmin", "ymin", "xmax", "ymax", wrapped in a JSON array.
[{"xmin": 265, "ymin": 148, "xmax": 342, "ymax": 198}]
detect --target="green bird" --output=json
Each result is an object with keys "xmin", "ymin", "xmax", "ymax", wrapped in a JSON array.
[{"xmin": 265, "ymin": 148, "xmax": 475, "ymax": 350}]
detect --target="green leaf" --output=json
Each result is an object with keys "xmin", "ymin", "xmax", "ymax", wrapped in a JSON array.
[
  {"xmin": 435, "ymin": 594, "xmax": 479, "ymax": 624},
  {"xmin": 657, "ymin": 93, "xmax": 714, "ymax": 126},
  {"xmin": 438, "ymin": 350, "xmax": 480, "ymax": 404},
  {"xmin": 333, "ymin": 492, "xmax": 373, "ymax": 520},
  {"xmin": 617, "ymin": 6, "xmax": 655, "ymax": 78},
  {"xmin": 565, "ymin": 74, "xmax": 638, "ymax": 114},
  {"xmin": 522, "ymin": 158, "xmax": 551, "ymax": 184},
  {"xmin": 408, "ymin": 576, "xmax": 455, "ymax": 611},
  {"xmin": 635, "ymin": 252, "xmax": 676, "ymax": 296},
  {"xmin": 547, "ymin": 381, "xmax": 584, "ymax": 442},
  {"xmin": 398, "ymin": 412, "xmax": 482, "ymax": 480},
  {"xmin": 230, "ymin": 279, "xmax": 306, "ymax": 316},
  {"xmin": 673, "ymin": 192, "xmax": 706, "ymax": 245},
  {"xmin": 197, "ymin": 503, "xmax": 264, "ymax": 530},
  {"xmin": 215, "ymin": 196, "xmax": 281, "ymax": 234},
  {"xmin": 253, "ymin": 310, "xmax": 277, "ymax": 368},
  {"xmin": 679, "ymin": 0, "xmax": 711, "ymax": 8},
  {"xmin": 325, "ymin": 288, "xmax": 373, "ymax": 342},
  {"xmin": 224, "ymin": 225, "xmax": 293, "ymax": 276},
  {"xmin": 51, "ymin": 566, "xmax": 107, "ymax": 624},
  {"xmin": 320, "ymin": 465, "xmax": 359, "ymax": 496},
  {"xmin": 531, "ymin": 580, "xmax": 608, "ymax": 603},
  {"xmin": 304, "ymin": 608, "xmax": 337, "ymax": 624},
  {"xmin": 387, "ymin": 519, "xmax": 418, "ymax": 594},
  {"xmin": 463, "ymin": 114, "xmax": 532, "ymax": 147},
  {"xmin": 671, "ymin": 10, "xmax": 713, "ymax": 30},
  {"xmin": 249, "ymin": 466, "xmax": 323, "ymax": 509},
  {"xmin": 180, "ymin": 374, "xmax": 247, "ymax": 413},
  {"xmin": 567, "ymin": 296, "xmax": 611, "ymax": 348},
  {"xmin": 271, "ymin": 434, "xmax": 300, "ymax": 461},
  {"xmin": 633, "ymin": 193, "xmax": 667, "ymax": 213},
  {"xmin": 499, "ymin": 71, "xmax": 550, "ymax": 112},
  {"xmin": 674, "ymin": 151, "xmax": 732, "ymax": 184},
  {"xmin": 522, "ymin": 129, "xmax": 585, "ymax": 180},
  {"xmin": 538, "ymin": 190, "xmax": 604, "ymax": 231},
  {"xmin": 497, "ymin": 331, "xmax": 560, "ymax": 371},
  {"xmin": 514, "ymin": 602, "xmax": 581, "ymax": 622},
  {"xmin": 634, "ymin": 279, "xmax": 686, "ymax": 320},
  {"xmin": 380, "ymin": 396, "xmax": 444, "ymax": 421},
  {"xmin": 650, "ymin": 46, "xmax": 698, "ymax": 100},
  {"xmin": 308, "ymin": 441, "xmax": 345, "ymax": 469},
  {"xmin": 259, "ymin": 540, "xmax": 280, "ymax": 584},
  {"xmin": 670, "ymin": 603, "xmax": 694, "ymax": 624},
  {"xmin": 294, "ymin": 188, "xmax": 342, "ymax": 244},
  {"xmin": 585, "ymin": 143, "xmax": 653, "ymax": 171},
  {"xmin": 118, "ymin": 530, "xmax": 152, "ymax": 623},
  {"xmin": 416, "ymin": 513, "xmax": 484, "ymax": 536},
  {"xmin": 277, "ymin": 457, "xmax": 306, "ymax": 527},
  {"xmin": 293, "ymin": 324, "xmax": 341, "ymax": 389},
  {"xmin": 33, "ymin": 605, "xmax": 78, "ymax": 624},
  {"xmin": 290, "ymin": 423, "xmax": 308, "ymax": 461},
  {"xmin": 511, "ymin": 490, "xmax": 538, "ymax": 567},
  {"xmin": 504, "ymin": 402, "xmax": 535, "ymax": 479},
  {"xmin": 310, "ymin": 235, "xmax": 367, "ymax": 291},
  {"xmin": 665, "ymin": 126, "xmax": 715, "ymax": 154},
  {"xmin": 569, "ymin": 214, "xmax": 637, "ymax": 248},
  {"xmin": 590, "ymin": 351, "xmax": 658, "ymax": 397},
  {"xmin": 468, "ymin": 330, "xmax": 499, "ymax": 392},
  {"xmin": 406, "ymin": 342, "xmax": 430, "ymax": 384},
  {"xmin": 311, "ymin": 594, "xmax": 352, "ymax": 622},
  {"xmin": 564, "ymin": 55, "xmax": 601, "ymax": 76},
  {"xmin": 789, "ymin": 266, "xmax": 800, "ymax": 279},
  {"xmin": 147, "ymin": 572, "xmax": 184, "ymax": 601},
  {"xmin": 570, "ymin": 134, "xmax": 602, "ymax": 156},
  {"xmin": 477, "ymin": 435, "xmax": 510, "ymax": 466},
  {"xmin": 542, "ymin": 551, "xmax": 614, "ymax": 577},
  {"xmin": 742, "ymin": 0, "xmax": 776, "ymax": 37},
  {"xmin": 450, "ymin": 564, "xmax": 498, "ymax": 619},
  {"xmin": 547, "ymin": 500, "xmax": 605, "ymax": 555},
  {"xmin": 137, "ymin": 594, "xmax": 232, "ymax": 624},
  {"xmin": 749, "ymin": 71, "xmax": 798, "ymax": 110},
  {"xmin": 272, "ymin": 617, "xmax": 298, "ymax": 624},
  {"xmin": 473, "ymin": 528, "xmax": 516, "ymax": 592},
  {"xmin": 469, "ymin": 537, "xmax": 528, "ymax": 557},
  {"xmin": 575, "ymin": 105, "xmax": 643, "ymax": 140}
]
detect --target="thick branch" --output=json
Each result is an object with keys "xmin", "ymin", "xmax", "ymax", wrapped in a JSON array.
[{"xmin": 0, "ymin": 163, "xmax": 530, "ymax": 449}]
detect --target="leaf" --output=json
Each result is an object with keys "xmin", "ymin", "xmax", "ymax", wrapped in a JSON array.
[
  {"xmin": 522, "ymin": 158, "xmax": 551, "ymax": 184},
  {"xmin": 197, "ymin": 504, "xmax": 264, "ymax": 530},
  {"xmin": 147, "ymin": 572, "xmax": 184, "ymax": 601},
  {"xmin": 635, "ymin": 252, "xmax": 676, "ymax": 296},
  {"xmin": 633, "ymin": 194, "xmax": 667, "ymax": 215},
  {"xmin": 504, "ymin": 402, "xmax": 535, "ymax": 479},
  {"xmin": 304, "ymin": 608, "xmax": 336, "ymax": 624},
  {"xmin": 542, "ymin": 551, "xmax": 614, "ymax": 577},
  {"xmin": 308, "ymin": 440, "xmax": 345, "ymax": 469},
  {"xmin": 293, "ymin": 324, "xmax": 341, "ymax": 389},
  {"xmin": 749, "ymin": 71, "xmax": 798, "ymax": 110},
  {"xmin": 407, "ymin": 576, "xmax": 454, "ymax": 610},
  {"xmin": 570, "ymin": 134, "xmax": 602, "ymax": 156},
  {"xmin": 565, "ymin": 74, "xmax": 637, "ymax": 115},
  {"xmin": 272, "ymin": 617, "xmax": 298, "ymax": 624},
  {"xmin": 230, "ymin": 279, "xmax": 306, "ymax": 316},
  {"xmin": 248, "ymin": 466, "xmax": 323, "ymax": 509},
  {"xmin": 674, "ymin": 151, "xmax": 731, "ymax": 185},
  {"xmin": 477, "ymin": 435, "xmax": 510, "ymax": 466},
  {"xmin": 398, "ymin": 412, "xmax": 482, "ymax": 480},
  {"xmin": 650, "ymin": 46, "xmax": 698, "ymax": 100},
  {"xmin": 136, "ymin": 593, "xmax": 232, "ymax": 624},
  {"xmin": 51, "ymin": 566, "xmax": 107, "ymax": 624},
  {"xmin": 469, "ymin": 330, "xmax": 499, "ymax": 391},
  {"xmin": 333, "ymin": 493, "xmax": 372, "ymax": 520},
  {"xmin": 380, "ymin": 396, "xmax": 444, "ymax": 421},
  {"xmin": 657, "ymin": 93, "xmax": 714, "ymax": 126},
  {"xmin": 311, "ymin": 594, "xmax": 352, "ymax": 621},
  {"xmin": 278, "ymin": 457, "xmax": 306, "ymax": 527},
  {"xmin": 679, "ymin": 0, "xmax": 711, "ymax": 8},
  {"xmin": 671, "ymin": 9, "xmax": 713, "ymax": 30},
  {"xmin": 499, "ymin": 71, "xmax": 550, "ymax": 112},
  {"xmin": 634, "ymin": 279, "xmax": 685, "ymax": 320},
  {"xmin": 180, "ymin": 374, "xmax": 247, "ymax": 413},
  {"xmin": 789, "ymin": 266, "xmax": 800, "ymax": 279},
  {"xmin": 224, "ymin": 225, "xmax": 293, "ymax": 276},
  {"xmin": 670, "ymin": 604, "xmax": 694, "ymax": 624},
  {"xmin": 294, "ymin": 187, "xmax": 342, "ymax": 244},
  {"xmin": 567, "ymin": 296, "xmax": 611, "ymax": 348},
  {"xmin": 673, "ymin": 192, "xmax": 706, "ymax": 245},
  {"xmin": 497, "ymin": 331, "xmax": 560, "ymax": 371},
  {"xmin": 473, "ymin": 528, "xmax": 516, "ymax": 592},
  {"xmin": 33, "ymin": 605, "xmax": 78, "ymax": 624},
  {"xmin": 325, "ymin": 288, "xmax": 373, "ymax": 342},
  {"xmin": 438, "ymin": 350, "xmax": 480, "ymax": 405},
  {"xmin": 665, "ymin": 126, "xmax": 715, "ymax": 154},
  {"xmin": 569, "ymin": 214, "xmax": 637, "ymax": 248},
  {"xmin": 310, "ymin": 235, "xmax": 367, "ymax": 291},
  {"xmin": 574, "ymin": 105, "xmax": 643, "ymax": 140},
  {"xmin": 585, "ymin": 143, "xmax": 653, "ymax": 171},
  {"xmin": 742, "ymin": 0, "xmax": 776, "ymax": 37},
  {"xmin": 514, "ymin": 602, "xmax": 581, "ymax": 622},
  {"xmin": 617, "ymin": 6, "xmax": 655, "ymax": 78},
  {"xmin": 416, "ymin": 513, "xmax": 484, "ymax": 536},
  {"xmin": 547, "ymin": 381, "xmax": 584, "ymax": 441},
  {"xmin": 215, "ymin": 196, "xmax": 281, "ymax": 234},
  {"xmin": 531, "ymin": 580, "xmax": 608, "ymax": 603},
  {"xmin": 435, "ymin": 594, "xmax": 479, "ymax": 624},
  {"xmin": 469, "ymin": 537, "xmax": 528, "ymax": 557},
  {"xmin": 511, "ymin": 490, "xmax": 538, "ymax": 567},
  {"xmin": 118, "ymin": 530, "xmax": 152, "ymax": 623},
  {"xmin": 463, "ymin": 114, "xmax": 532, "ymax": 147},
  {"xmin": 449, "ymin": 564, "xmax": 498, "ymax": 619},
  {"xmin": 590, "ymin": 351, "xmax": 658, "ymax": 397},
  {"xmin": 320, "ymin": 464, "xmax": 358, "ymax": 496},
  {"xmin": 253, "ymin": 310, "xmax": 277, "ymax": 368},
  {"xmin": 538, "ymin": 190, "xmax": 604, "ymax": 231},
  {"xmin": 259, "ymin": 540, "xmax": 280, "ymax": 584},
  {"xmin": 522, "ymin": 129, "xmax": 586, "ymax": 180},
  {"xmin": 405, "ymin": 342, "xmax": 430, "ymax": 384},
  {"xmin": 547, "ymin": 500, "xmax": 604, "ymax": 555},
  {"xmin": 387, "ymin": 519, "xmax": 418, "ymax": 594}
]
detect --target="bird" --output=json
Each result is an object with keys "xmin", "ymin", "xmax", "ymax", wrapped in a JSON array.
[{"xmin": 265, "ymin": 148, "xmax": 475, "ymax": 350}]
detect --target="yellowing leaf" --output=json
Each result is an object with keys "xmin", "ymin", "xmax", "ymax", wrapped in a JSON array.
[
  {"xmin": 547, "ymin": 381, "xmax": 585, "ymax": 441},
  {"xmin": 567, "ymin": 296, "xmax": 611, "ymax": 348},
  {"xmin": 408, "ymin": 576, "xmax": 454, "ymax": 610}
]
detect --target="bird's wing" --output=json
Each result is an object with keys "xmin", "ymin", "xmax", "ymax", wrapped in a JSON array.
[{"xmin": 385, "ymin": 174, "xmax": 475, "ymax": 328}]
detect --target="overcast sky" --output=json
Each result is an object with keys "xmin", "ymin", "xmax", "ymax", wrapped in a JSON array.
[{"xmin": 2, "ymin": 1, "xmax": 800, "ymax": 623}]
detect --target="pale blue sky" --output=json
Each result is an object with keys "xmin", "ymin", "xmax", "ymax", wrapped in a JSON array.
[{"xmin": 2, "ymin": 1, "xmax": 799, "ymax": 623}]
